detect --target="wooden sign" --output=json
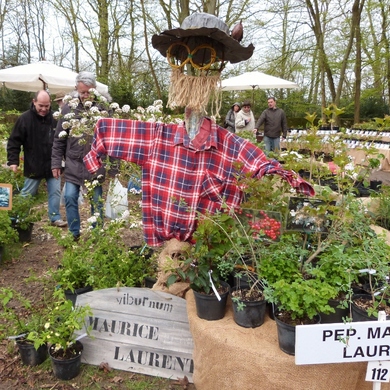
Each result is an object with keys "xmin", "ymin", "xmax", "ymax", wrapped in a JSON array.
[
  {"xmin": 75, "ymin": 288, "xmax": 194, "ymax": 382},
  {"xmin": 0, "ymin": 183, "xmax": 12, "ymax": 210}
]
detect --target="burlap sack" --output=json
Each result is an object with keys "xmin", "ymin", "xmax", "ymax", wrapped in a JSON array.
[
  {"xmin": 186, "ymin": 291, "xmax": 390, "ymax": 390},
  {"xmin": 152, "ymin": 238, "xmax": 191, "ymax": 298}
]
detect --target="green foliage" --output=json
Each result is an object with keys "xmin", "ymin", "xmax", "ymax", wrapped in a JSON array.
[
  {"xmin": 8, "ymin": 193, "xmax": 42, "ymax": 230},
  {"xmin": 0, "ymin": 210, "xmax": 18, "ymax": 246},
  {"xmin": 27, "ymin": 288, "xmax": 92, "ymax": 353},
  {"xmin": 0, "ymin": 287, "xmax": 49, "ymax": 347},
  {"xmin": 373, "ymin": 185, "xmax": 390, "ymax": 230},
  {"xmin": 268, "ymin": 277, "xmax": 337, "ymax": 321},
  {"xmin": 0, "ymin": 166, "xmax": 24, "ymax": 193},
  {"xmin": 257, "ymin": 233, "xmax": 306, "ymax": 284},
  {"xmin": 50, "ymin": 219, "xmax": 156, "ymax": 291}
]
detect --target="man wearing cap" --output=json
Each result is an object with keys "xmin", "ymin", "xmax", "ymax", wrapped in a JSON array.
[{"xmin": 6, "ymin": 90, "xmax": 67, "ymax": 227}]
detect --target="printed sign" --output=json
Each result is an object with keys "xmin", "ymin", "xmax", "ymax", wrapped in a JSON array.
[
  {"xmin": 0, "ymin": 183, "xmax": 12, "ymax": 210},
  {"xmin": 296, "ymin": 321, "xmax": 390, "ymax": 365},
  {"xmin": 75, "ymin": 288, "xmax": 194, "ymax": 382}
]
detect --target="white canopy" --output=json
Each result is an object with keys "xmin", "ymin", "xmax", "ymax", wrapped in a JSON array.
[
  {"xmin": 0, "ymin": 61, "xmax": 109, "ymax": 95},
  {"xmin": 221, "ymin": 71, "xmax": 299, "ymax": 91}
]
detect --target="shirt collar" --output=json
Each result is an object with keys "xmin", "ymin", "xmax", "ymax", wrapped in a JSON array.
[{"xmin": 174, "ymin": 117, "xmax": 218, "ymax": 151}]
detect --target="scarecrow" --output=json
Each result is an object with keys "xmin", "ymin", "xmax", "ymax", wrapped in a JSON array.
[
  {"xmin": 83, "ymin": 13, "xmax": 314, "ymax": 248},
  {"xmin": 151, "ymin": 12, "xmax": 254, "ymax": 127}
]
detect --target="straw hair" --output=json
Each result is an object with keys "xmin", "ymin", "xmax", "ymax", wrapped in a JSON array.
[{"xmin": 167, "ymin": 69, "xmax": 221, "ymax": 116}]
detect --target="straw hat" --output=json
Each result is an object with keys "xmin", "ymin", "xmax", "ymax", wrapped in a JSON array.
[{"xmin": 53, "ymin": 91, "xmax": 67, "ymax": 102}]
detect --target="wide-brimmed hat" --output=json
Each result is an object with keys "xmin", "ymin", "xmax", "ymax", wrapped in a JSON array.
[
  {"xmin": 53, "ymin": 90, "xmax": 68, "ymax": 102},
  {"xmin": 152, "ymin": 13, "xmax": 254, "ymax": 65}
]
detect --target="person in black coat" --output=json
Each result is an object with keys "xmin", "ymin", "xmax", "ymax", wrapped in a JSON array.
[
  {"xmin": 224, "ymin": 102, "xmax": 241, "ymax": 133},
  {"xmin": 6, "ymin": 90, "xmax": 67, "ymax": 227}
]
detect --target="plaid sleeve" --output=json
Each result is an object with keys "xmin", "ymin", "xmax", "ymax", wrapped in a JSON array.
[
  {"xmin": 257, "ymin": 159, "xmax": 315, "ymax": 196},
  {"xmin": 83, "ymin": 118, "xmax": 108, "ymax": 173}
]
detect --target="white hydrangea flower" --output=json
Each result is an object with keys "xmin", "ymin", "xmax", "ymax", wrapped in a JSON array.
[
  {"xmin": 110, "ymin": 102, "xmax": 120, "ymax": 110},
  {"xmin": 84, "ymin": 100, "xmax": 93, "ymax": 108},
  {"xmin": 88, "ymin": 88, "xmax": 99, "ymax": 96},
  {"xmin": 62, "ymin": 121, "xmax": 71, "ymax": 130},
  {"xmin": 90, "ymin": 106, "xmax": 100, "ymax": 114},
  {"xmin": 122, "ymin": 105, "xmax": 130, "ymax": 113},
  {"xmin": 64, "ymin": 112, "xmax": 75, "ymax": 120},
  {"xmin": 59, "ymin": 131, "xmax": 68, "ymax": 139},
  {"xmin": 100, "ymin": 96, "xmax": 107, "ymax": 103},
  {"xmin": 53, "ymin": 111, "xmax": 61, "ymax": 120},
  {"xmin": 87, "ymin": 215, "xmax": 97, "ymax": 224}
]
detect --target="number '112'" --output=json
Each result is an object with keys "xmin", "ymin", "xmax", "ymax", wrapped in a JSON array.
[{"xmin": 371, "ymin": 368, "xmax": 388, "ymax": 381}]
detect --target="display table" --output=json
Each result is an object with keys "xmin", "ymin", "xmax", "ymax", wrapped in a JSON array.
[
  {"xmin": 280, "ymin": 135, "xmax": 390, "ymax": 172},
  {"xmin": 348, "ymin": 148, "xmax": 390, "ymax": 171},
  {"xmin": 185, "ymin": 291, "xmax": 389, "ymax": 390}
]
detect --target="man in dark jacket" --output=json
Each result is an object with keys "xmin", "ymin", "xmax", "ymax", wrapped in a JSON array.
[
  {"xmin": 51, "ymin": 71, "xmax": 106, "ymax": 240},
  {"xmin": 254, "ymin": 96, "xmax": 287, "ymax": 153},
  {"xmin": 7, "ymin": 90, "xmax": 67, "ymax": 227}
]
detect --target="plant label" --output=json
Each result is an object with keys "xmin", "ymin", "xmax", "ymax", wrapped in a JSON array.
[{"xmin": 296, "ymin": 321, "xmax": 390, "ymax": 365}]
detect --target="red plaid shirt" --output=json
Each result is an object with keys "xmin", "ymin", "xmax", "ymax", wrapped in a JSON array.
[{"xmin": 84, "ymin": 117, "xmax": 314, "ymax": 246}]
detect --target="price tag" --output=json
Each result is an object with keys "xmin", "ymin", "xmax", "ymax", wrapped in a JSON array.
[{"xmin": 366, "ymin": 361, "xmax": 390, "ymax": 383}]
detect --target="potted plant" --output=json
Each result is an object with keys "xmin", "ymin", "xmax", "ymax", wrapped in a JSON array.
[
  {"xmin": 229, "ymin": 208, "xmax": 282, "ymax": 328},
  {"xmin": 27, "ymin": 288, "xmax": 92, "ymax": 380},
  {"xmin": 0, "ymin": 287, "xmax": 49, "ymax": 366},
  {"xmin": 8, "ymin": 193, "xmax": 42, "ymax": 242},
  {"xmin": 50, "ymin": 219, "xmax": 157, "ymax": 303},
  {"xmin": 50, "ymin": 229, "xmax": 94, "ymax": 305},
  {"xmin": 166, "ymin": 210, "xmax": 239, "ymax": 320}
]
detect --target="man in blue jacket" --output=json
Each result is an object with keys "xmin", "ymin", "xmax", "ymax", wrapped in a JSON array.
[{"xmin": 7, "ymin": 90, "xmax": 66, "ymax": 227}]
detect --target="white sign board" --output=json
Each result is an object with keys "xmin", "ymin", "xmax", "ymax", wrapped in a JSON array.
[
  {"xmin": 75, "ymin": 288, "xmax": 194, "ymax": 381},
  {"xmin": 296, "ymin": 321, "xmax": 390, "ymax": 365}
]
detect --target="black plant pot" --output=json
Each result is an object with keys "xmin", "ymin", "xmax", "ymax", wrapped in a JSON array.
[
  {"xmin": 65, "ymin": 285, "xmax": 93, "ymax": 306},
  {"xmin": 17, "ymin": 341, "xmax": 47, "ymax": 366},
  {"xmin": 12, "ymin": 222, "xmax": 34, "ymax": 242},
  {"xmin": 49, "ymin": 341, "xmax": 83, "ymax": 380},
  {"xmin": 144, "ymin": 276, "xmax": 157, "ymax": 288},
  {"xmin": 231, "ymin": 288, "xmax": 267, "ymax": 328},
  {"xmin": 351, "ymin": 294, "xmax": 390, "ymax": 322},
  {"xmin": 275, "ymin": 313, "xmax": 320, "ymax": 356},
  {"xmin": 370, "ymin": 180, "xmax": 382, "ymax": 191},
  {"xmin": 193, "ymin": 282, "xmax": 229, "ymax": 321},
  {"xmin": 267, "ymin": 302, "xmax": 276, "ymax": 320},
  {"xmin": 320, "ymin": 298, "xmax": 350, "ymax": 324}
]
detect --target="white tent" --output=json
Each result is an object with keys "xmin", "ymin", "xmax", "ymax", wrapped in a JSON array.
[
  {"xmin": 0, "ymin": 61, "xmax": 109, "ymax": 95},
  {"xmin": 221, "ymin": 71, "xmax": 299, "ymax": 91}
]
